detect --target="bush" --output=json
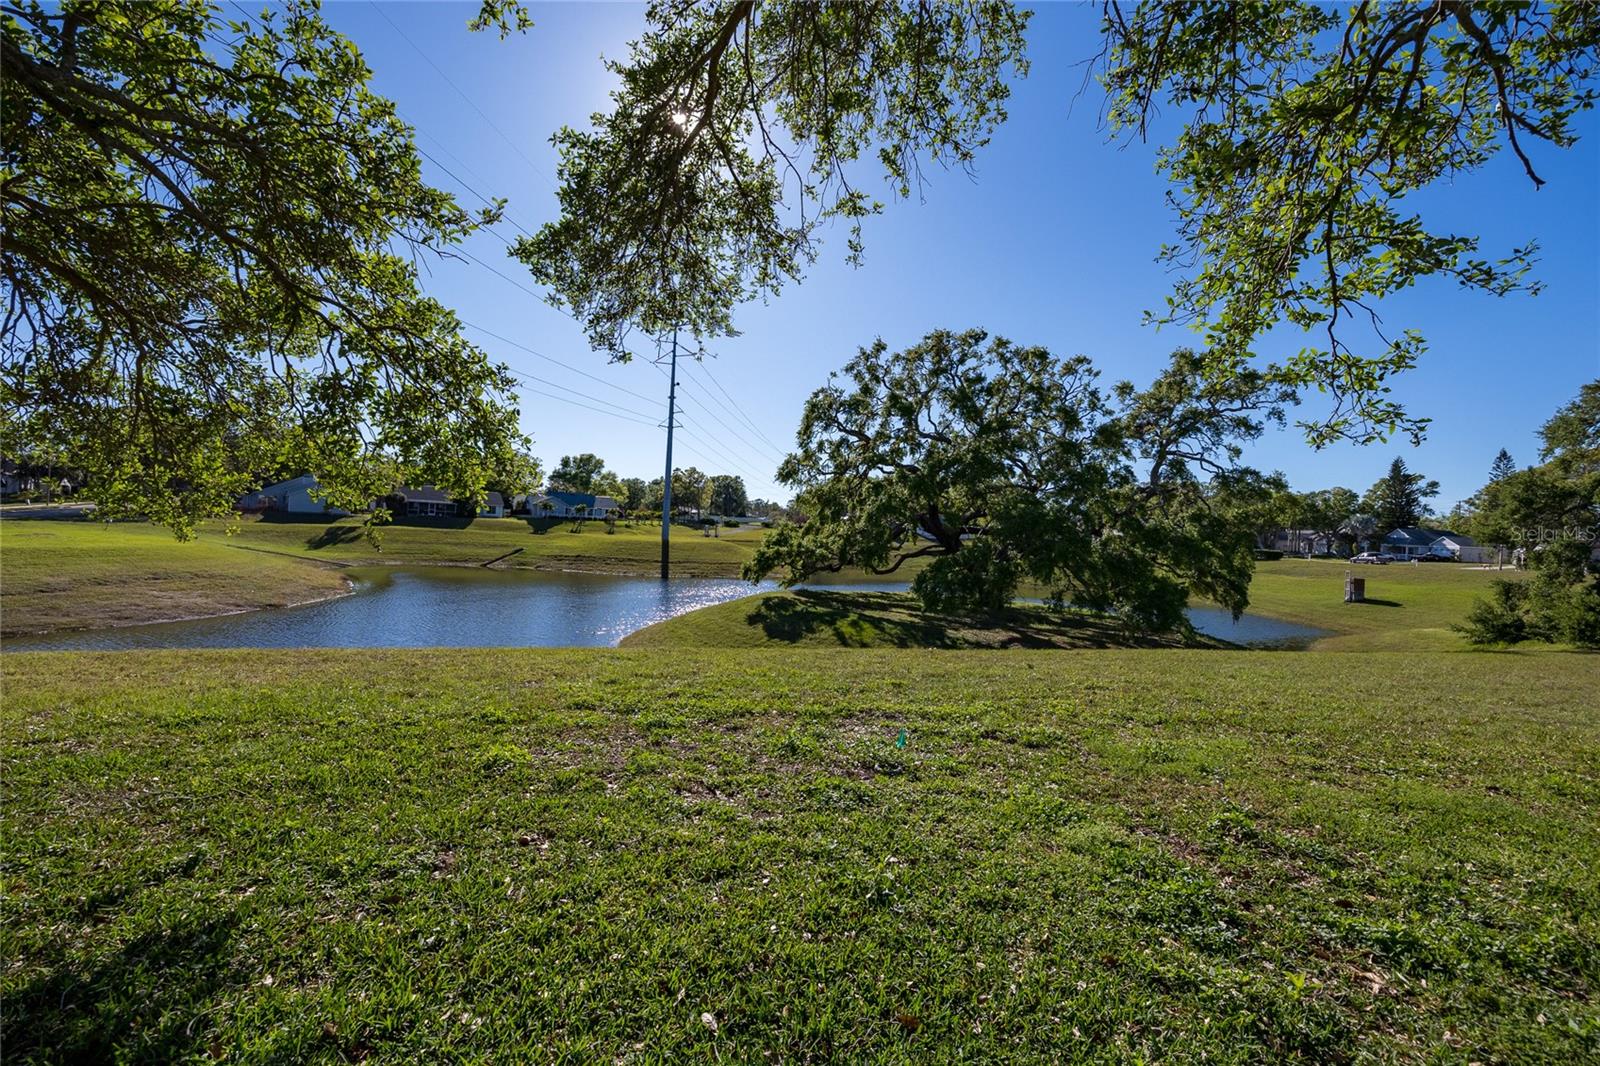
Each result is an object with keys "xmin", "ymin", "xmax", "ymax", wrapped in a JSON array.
[
  {"xmin": 1253, "ymin": 548, "xmax": 1284, "ymax": 561},
  {"xmin": 722, "ymin": 519, "xmax": 739, "ymax": 528},
  {"xmin": 1457, "ymin": 580, "xmax": 1529, "ymax": 644},
  {"xmin": 1529, "ymin": 572, "xmax": 1600, "ymax": 648}
]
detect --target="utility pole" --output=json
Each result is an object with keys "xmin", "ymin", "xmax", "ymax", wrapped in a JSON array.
[{"xmin": 660, "ymin": 325, "xmax": 679, "ymax": 580}]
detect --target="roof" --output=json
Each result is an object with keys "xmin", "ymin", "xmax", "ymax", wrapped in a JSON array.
[
  {"xmin": 258, "ymin": 474, "xmax": 317, "ymax": 492},
  {"xmin": 392, "ymin": 485, "xmax": 453, "ymax": 504},
  {"xmin": 1382, "ymin": 527, "xmax": 1477, "ymax": 547},
  {"xmin": 537, "ymin": 490, "xmax": 617, "ymax": 508},
  {"xmin": 1382, "ymin": 526, "xmax": 1447, "ymax": 543}
]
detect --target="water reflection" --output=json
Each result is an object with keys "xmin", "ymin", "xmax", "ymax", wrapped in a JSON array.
[{"xmin": 3, "ymin": 568, "xmax": 1326, "ymax": 651}]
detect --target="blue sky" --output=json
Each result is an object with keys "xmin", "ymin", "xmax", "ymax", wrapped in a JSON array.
[{"xmin": 315, "ymin": 1, "xmax": 1599, "ymax": 509}]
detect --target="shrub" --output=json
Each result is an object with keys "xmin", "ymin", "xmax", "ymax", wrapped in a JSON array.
[
  {"xmin": 1253, "ymin": 549, "xmax": 1284, "ymax": 561},
  {"xmin": 1528, "ymin": 572, "xmax": 1600, "ymax": 648},
  {"xmin": 1457, "ymin": 580, "xmax": 1529, "ymax": 644},
  {"xmin": 722, "ymin": 519, "xmax": 739, "ymax": 528}
]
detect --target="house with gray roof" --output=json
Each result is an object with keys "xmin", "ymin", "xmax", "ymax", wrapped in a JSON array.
[
  {"xmin": 525, "ymin": 490, "xmax": 620, "ymax": 520},
  {"xmin": 1381, "ymin": 527, "xmax": 1487, "ymax": 562}
]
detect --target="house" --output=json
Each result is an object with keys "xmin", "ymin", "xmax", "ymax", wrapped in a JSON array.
[
  {"xmin": 1381, "ymin": 527, "xmax": 1488, "ymax": 562},
  {"xmin": 238, "ymin": 474, "xmax": 350, "ymax": 516},
  {"xmin": 1267, "ymin": 529, "xmax": 1342, "ymax": 555},
  {"xmin": 2, "ymin": 458, "xmax": 38, "ymax": 497},
  {"xmin": 385, "ymin": 485, "xmax": 460, "ymax": 518},
  {"xmin": 1430, "ymin": 532, "xmax": 1492, "ymax": 564},
  {"xmin": 479, "ymin": 491, "xmax": 507, "ymax": 519},
  {"xmin": 525, "ymin": 490, "xmax": 620, "ymax": 520}
]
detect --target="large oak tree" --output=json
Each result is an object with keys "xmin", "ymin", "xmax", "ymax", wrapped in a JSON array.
[{"xmin": 745, "ymin": 330, "xmax": 1295, "ymax": 632}]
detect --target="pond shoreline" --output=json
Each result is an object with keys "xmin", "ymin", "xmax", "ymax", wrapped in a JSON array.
[
  {"xmin": 1, "ymin": 566, "xmax": 1328, "ymax": 653},
  {"xmin": 0, "ymin": 577, "xmax": 357, "ymax": 639}
]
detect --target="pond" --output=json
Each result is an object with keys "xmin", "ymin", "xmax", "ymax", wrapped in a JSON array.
[{"xmin": 3, "ymin": 567, "xmax": 1327, "ymax": 651}]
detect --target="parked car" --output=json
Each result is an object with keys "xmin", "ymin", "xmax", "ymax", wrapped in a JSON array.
[
  {"xmin": 1416, "ymin": 552, "xmax": 1453, "ymax": 562},
  {"xmin": 1351, "ymin": 552, "xmax": 1389, "ymax": 564}
]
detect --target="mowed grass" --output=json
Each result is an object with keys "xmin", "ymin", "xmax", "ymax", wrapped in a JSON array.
[
  {"xmin": 623, "ymin": 589, "xmax": 1224, "ymax": 649},
  {"xmin": 207, "ymin": 514, "xmax": 758, "ymax": 577},
  {"xmin": 0, "ymin": 521, "xmax": 349, "ymax": 637},
  {"xmin": 4, "ymin": 649, "xmax": 1597, "ymax": 1063},
  {"xmin": 1241, "ymin": 560, "xmax": 1523, "ymax": 651},
  {"xmin": 627, "ymin": 562, "xmax": 1528, "ymax": 653}
]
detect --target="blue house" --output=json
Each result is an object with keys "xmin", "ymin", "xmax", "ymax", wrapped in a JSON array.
[{"xmin": 526, "ymin": 491, "xmax": 620, "ymax": 520}]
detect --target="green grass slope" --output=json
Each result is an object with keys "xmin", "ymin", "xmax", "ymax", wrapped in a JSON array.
[
  {"xmin": 4, "ymin": 649, "xmax": 1596, "ymax": 1063},
  {"xmin": 622, "ymin": 589, "xmax": 1223, "ymax": 649},
  {"xmin": 0, "ymin": 521, "xmax": 348, "ymax": 636},
  {"xmin": 207, "ymin": 514, "xmax": 756, "ymax": 576},
  {"xmin": 1241, "ymin": 559, "xmax": 1521, "ymax": 651}
]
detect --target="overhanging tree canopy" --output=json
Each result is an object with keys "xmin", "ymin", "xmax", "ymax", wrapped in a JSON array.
[
  {"xmin": 1, "ymin": 0, "xmax": 528, "ymax": 533},
  {"xmin": 513, "ymin": 0, "xmax": 1598, "ymax": 441},
  {"xmin": 514, "ymin": 0, "xmax": 1029, "ymax": 360}
]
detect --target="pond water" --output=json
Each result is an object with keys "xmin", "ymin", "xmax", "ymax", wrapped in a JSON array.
[{"xmin": 3, "ymin": 567, "xmax": 1327, "ymax": 651}]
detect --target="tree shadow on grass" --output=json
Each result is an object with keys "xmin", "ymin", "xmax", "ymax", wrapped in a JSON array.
[
  {"xmin": 748, "ymin": 591, "xmax": 959, "ymax": 647},
  {"xmin": 1354, "ymin": 598, "xmax": 1403, "ymax": 608},
  {"xmin": 7, "ymin": 912, "xmax": 239, "ymax": 1063},
  {"xmin": 305, "ymin": 524, "xmax": 366, "ymax": 550},
  {"xmin": 746, "ymin": 590, "xmax": 1214, "ymax": 649}
]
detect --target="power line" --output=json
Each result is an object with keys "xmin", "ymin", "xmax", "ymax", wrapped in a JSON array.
[
  {"xmin": 414, "ymin": 131, "xmax": 538, "ymax": 237},
  {"xmin": 368, "ymin": 2, "xmax": 556, "ymax": 189},
  {"xmin": 671, "ymin": 383, "xmax": 786, "ymax": 468},
  {"xmin": 403, "ymin": 145, "xmax": 790, "ymax": 483},
  {"xmin": 450, "ymin": 222, "xmax": 781, "ymax": 490},
  {"xmin": 684, "ymin": 357, "xmax": 790, "ymax": 456},
  {"xmin": 642, "ymin": 360, "xmax": 771, "ymax": 486},
  {"xmin": 506, "ymin": 367, "xmax": 660, "ymax": 423},
  {"xmin": 416, "ymin": 146, "xmax": 534, "ymax": 243},
  {"xmin": 455, "ymin": 245, "xmax": 545, "ymax": 301},
  {"xmin": 462, "ymin": 320, "xmax": 662, "ymax": 406},
  {"xmin": 512, "ymin": 383, "xmax": 659, "ymax": 428}
]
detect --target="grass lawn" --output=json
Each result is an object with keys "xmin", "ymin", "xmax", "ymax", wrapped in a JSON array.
[
  {"xmin": 3, "ymin": 649, "xmax": 1596, "ymax": 1063},
  {"xmin": 623, "ymin": 589, "xmax": 1224, "ymax": 649},
  {"xmin": 1241, "ymin": 560, "xmax": 1522, "ymax": 651},
  {"xmin": 625, "ymin": 562, "xmax": 1527, "ymax": 653},
  {"xmin": 0, "ymin": 521, "xmax": 349, "ymax": 637},
  {"xmin": 206, "ymin": 514, "xmax": 757, "ymax": 577}
]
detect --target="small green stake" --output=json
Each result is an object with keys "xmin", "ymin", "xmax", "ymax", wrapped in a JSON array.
[{"xmin": 896, "ymin": 729, "xmax": 907, "ymax": 749}]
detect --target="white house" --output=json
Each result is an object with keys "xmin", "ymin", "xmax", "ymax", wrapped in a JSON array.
[
  {"xmin": 238, "ymin": 475, "xmax": 349, "ymax": 516},
  {"xmin": 479, "ymin": 491, "xmax": 507, "ymax": 518},
  {"xmin": 1381, "ymin": 527, "xmax": 1488, "ymax": 562},
  {"xmin": 1431, "ymin": 532, "xmax": 1492, "ymax": 564}
]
